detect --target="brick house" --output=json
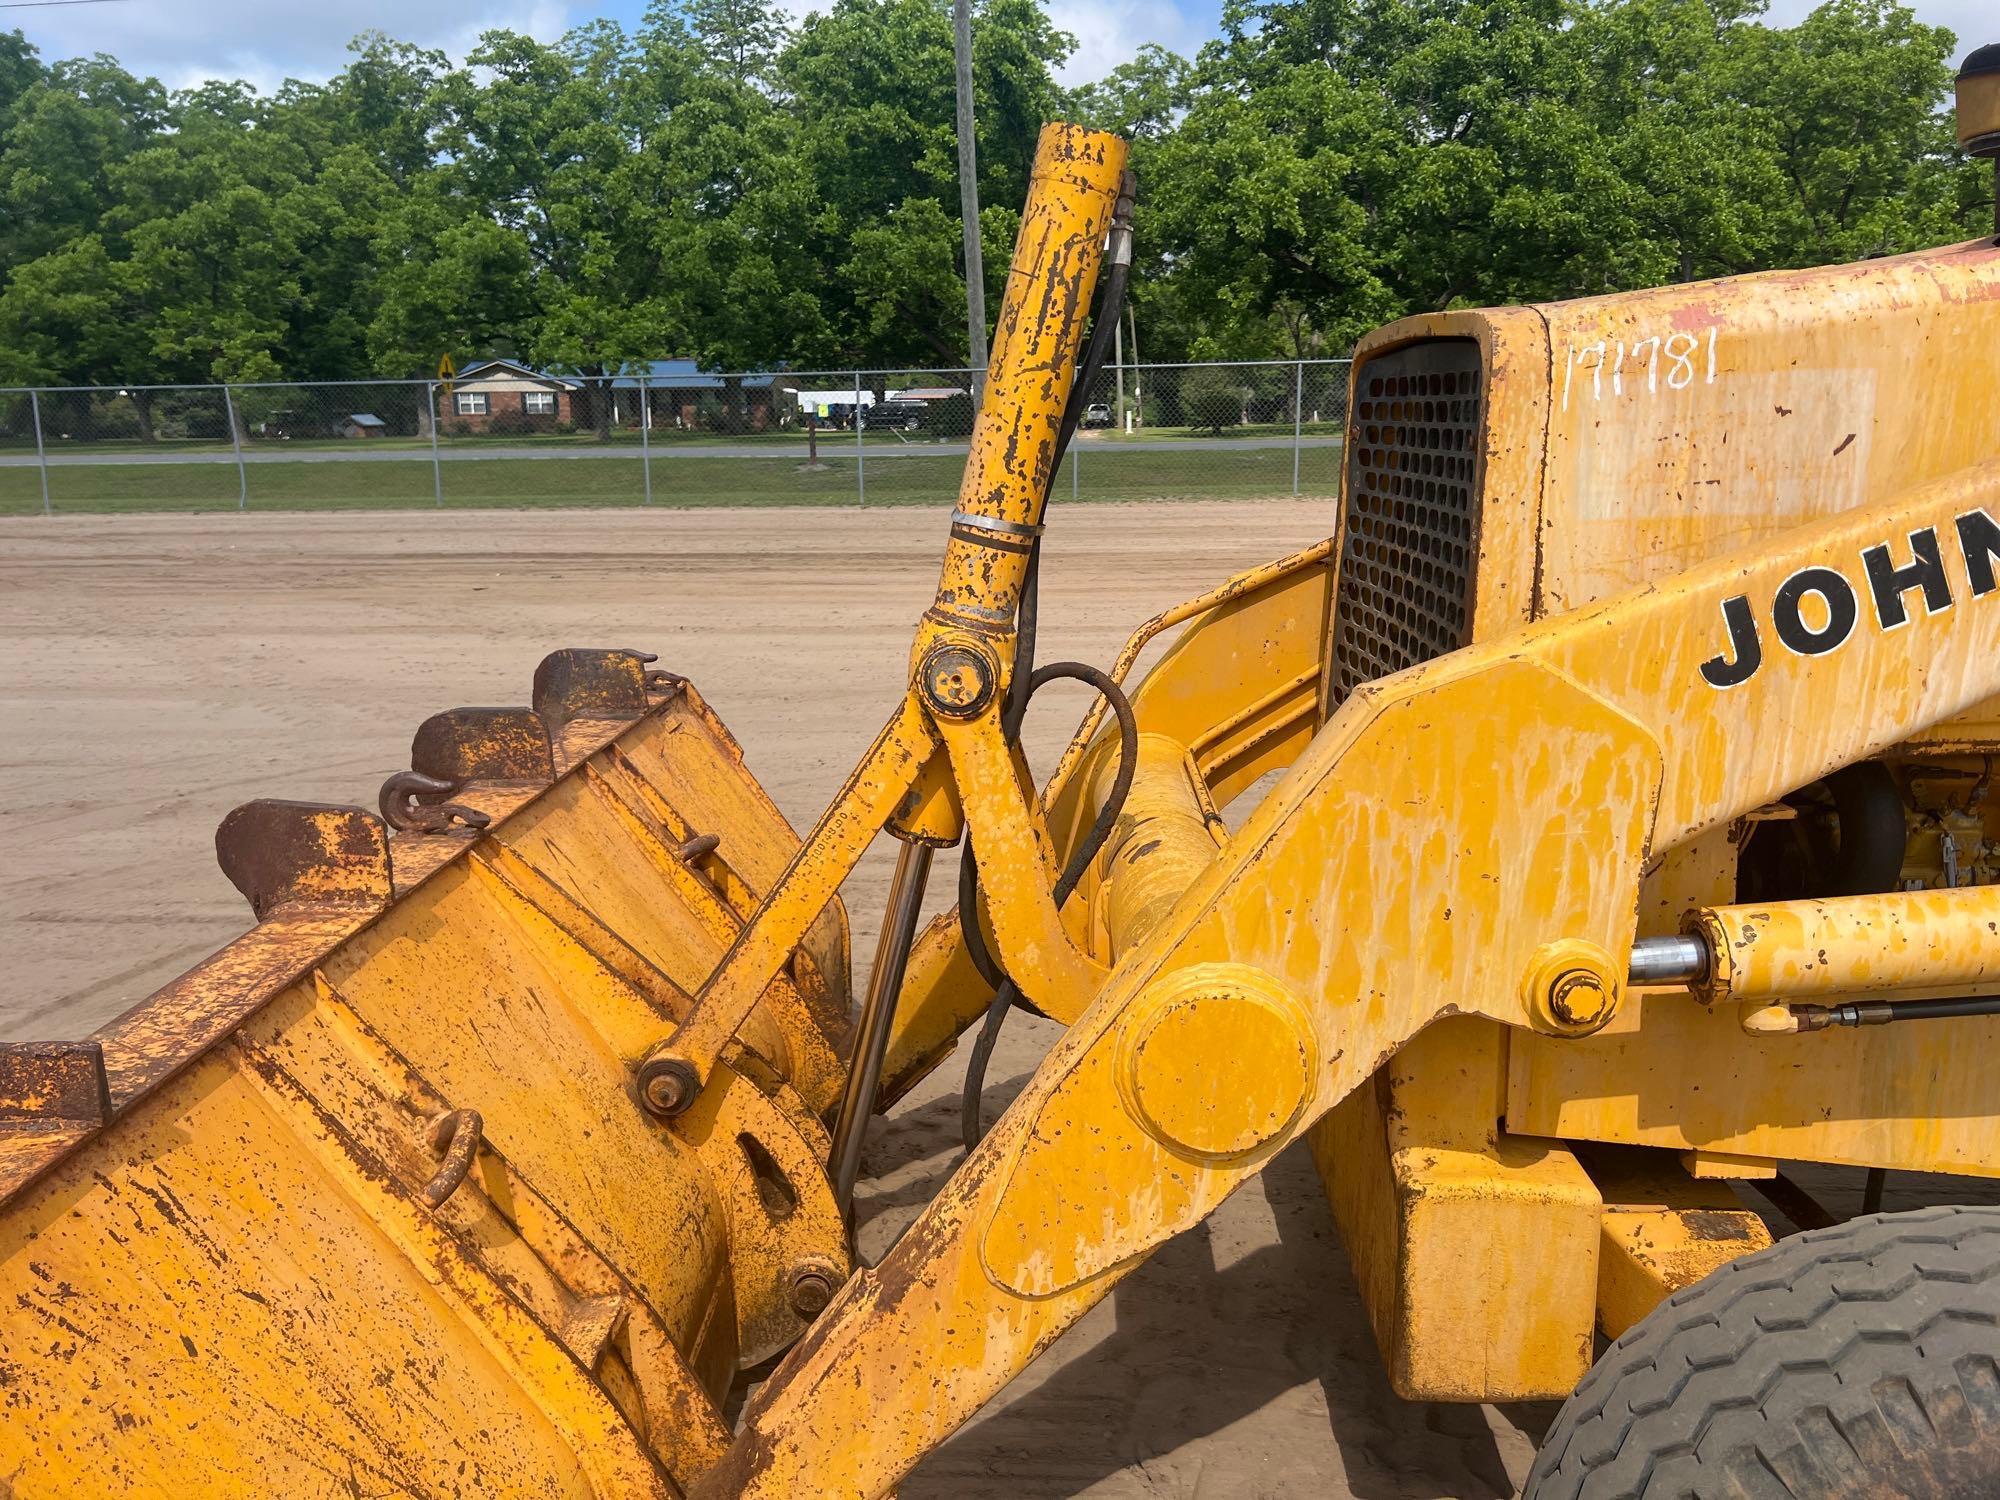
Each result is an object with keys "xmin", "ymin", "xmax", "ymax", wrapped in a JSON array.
[{"xmin": 445, "ymin": 361, "xmax": 579, "ymax": 433}]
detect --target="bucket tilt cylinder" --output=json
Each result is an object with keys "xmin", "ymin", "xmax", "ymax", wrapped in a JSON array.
[{"xmin": 1628, "ymin": 885, "xmax": 2000, "ymax": 1031}]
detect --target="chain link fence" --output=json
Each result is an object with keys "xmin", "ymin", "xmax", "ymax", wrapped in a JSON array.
[{"xmin": 0, "ymin": 361, "xmax": 1350, "ymax": 516}]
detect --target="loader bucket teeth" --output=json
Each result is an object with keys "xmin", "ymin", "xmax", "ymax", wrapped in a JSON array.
[
  {"xmin": 535, "ymin": 645, "xmax": 660, "ymax": 764},
  {"xmin": 2, "ymin": 646, "xmax": 854, "ymax": 1497},
  {"xmin": 214, "ymin": 799, "xmax": 393, "ymax": 920},
  {"xmin": 409, "ymin": 704, "xmax": 558, "ymax": 787}
]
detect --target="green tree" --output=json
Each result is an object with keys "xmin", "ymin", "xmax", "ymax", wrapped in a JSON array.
[
  {"xmin": 779, "ymin": 0, "xmax": 1072, "ymax": 362},
  {"xmin": 0, "ymin": 53, "xmax": 165, "ymax": 267},
  {"xmin": 1069, "ymin": 43, "xmax": 1189, "ymax": 141},
  {"xmin": 1137, "ymin": 0, "xmax": 1986, "ymax": 359},
  {"xmin": 1179, "ymin": 365, "xmax": 1244, "ymax": 433}
]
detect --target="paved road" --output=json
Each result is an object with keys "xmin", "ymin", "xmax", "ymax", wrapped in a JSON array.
[{"xmin": 0, "ymin": 435, "xmax": 1345, "ymax": 467}]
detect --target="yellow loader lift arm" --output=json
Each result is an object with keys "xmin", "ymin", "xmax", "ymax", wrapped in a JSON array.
[{"xmin": 639, "ymin": 128, "xmax": 1132, "ymax": 1123}]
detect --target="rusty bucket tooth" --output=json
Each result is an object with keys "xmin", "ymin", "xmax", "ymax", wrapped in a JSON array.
[
  {"xmin": 411, "ymin": 705, "xmax": 557, "ymax": 788},
  {"xmin": 214, "ymin": 799, "xmax": 392, "ymax": 921},
  {"xmin": 0, "ymin": 1040, "xmax": 112, "ymax": 1132},
  {"xmin": 535, "ymin": 647, "xmax": 658, "ymax": 764}
]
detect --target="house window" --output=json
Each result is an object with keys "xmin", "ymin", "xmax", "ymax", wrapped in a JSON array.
[
  {"xmin": 523, "ymin": 391, "xmax": 556, "ymax": 415},
  {"xmin": 455, "ymin": 392, "xmax": 489, "ymax": 416}
]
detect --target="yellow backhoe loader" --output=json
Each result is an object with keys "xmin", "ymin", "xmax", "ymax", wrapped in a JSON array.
[{"xmin": 6, "ymin": 49, "xmax": 2000, "ymax": 1500}]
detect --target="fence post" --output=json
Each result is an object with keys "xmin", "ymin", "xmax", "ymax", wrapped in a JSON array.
[
  {"xmin": 427, "ymin": 382, "xmax": 443, "ymax": 507},
  {"xmin": 222, "ymin": 385, "xmax": 248, "ymax": 510},
  {"xmin": 1292, "ymin": 361, "xmax": 1304, "ymax": 497},
  {"xmin": 28, "ymin": 389, "xmax": 50, "ymax": 516},
  {"xmin": 854, "ymin": 370, "xmax": 865, "ymax": 504},
  {"xmin": 640, "ymin": 374, "xmax": 653, "ymax": 506}
]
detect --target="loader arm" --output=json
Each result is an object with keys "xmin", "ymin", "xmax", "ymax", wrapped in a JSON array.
[{"xmin": 691, "ymin": 460, "xmax": 2000, "ymax": 1498}]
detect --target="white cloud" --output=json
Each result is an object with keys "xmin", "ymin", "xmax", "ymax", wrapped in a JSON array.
[
  {"xmin": 18, "ymin": 0, "xmax": 574, "ymax": 93},
  {"xmin": 1044, "ymin": 0, "xmax": 1206, "ymax": 82}
]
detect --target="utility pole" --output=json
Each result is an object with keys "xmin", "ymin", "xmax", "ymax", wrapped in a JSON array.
[
  {"xmin": 1113, "ymin": 306, "xmax": 1125, "ymax": 426},
  {"xmin": 953, "ymin": 0, "xmax": 988, "ymax": 397},
  {"xmin": 1126, "ymin": 302, "xmax": 1141, "ymax": 429}
]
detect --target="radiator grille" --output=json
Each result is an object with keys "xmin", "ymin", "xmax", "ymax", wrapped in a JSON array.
[{"xmin": 1331, "ymin": 339, "xmax": 1484, "ymax": 702}]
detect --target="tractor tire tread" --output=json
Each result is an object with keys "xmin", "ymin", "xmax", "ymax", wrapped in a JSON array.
[{"xmin": 1525, "ymin": 1205, "xmax": 2000, "ymax": 1500}]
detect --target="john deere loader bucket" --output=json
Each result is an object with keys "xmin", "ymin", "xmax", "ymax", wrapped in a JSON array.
[{"xmin": 0, "ymin": 648, "xmax": 853, "ymax": 1497}]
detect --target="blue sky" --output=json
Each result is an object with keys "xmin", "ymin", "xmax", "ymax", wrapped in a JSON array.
[{"xmin": 11, "ymin": 0, "xmax": 1986, "ymax": 96}]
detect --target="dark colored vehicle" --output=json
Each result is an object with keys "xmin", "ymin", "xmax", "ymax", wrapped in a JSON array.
[{"xmin": 870, "ymin": 400, "xmax": 930, "ymax": 432}]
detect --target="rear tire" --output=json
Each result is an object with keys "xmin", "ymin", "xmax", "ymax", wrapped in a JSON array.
[{"xmin": 1526, "ymin": 1205, "xmax": 2000, "ymax": 1499}]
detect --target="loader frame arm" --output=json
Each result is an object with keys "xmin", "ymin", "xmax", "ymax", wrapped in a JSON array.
[
  {"xmin": 686, "ymin": 464, "xmax": 2000, "ymax": 1497},
  {"xmin": 635, "ymin": 124, "xmax": 1132, "ymax": 1110}
]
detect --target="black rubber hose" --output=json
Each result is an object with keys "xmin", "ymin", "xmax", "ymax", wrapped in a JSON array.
[
  {"xmin": 1859, "ymin": 995, "xmax": 2000, "ymax": 1023},
  {"xmin": 1031, "ymin": 663, "xmax": 1141, "ymax": 906},
  {"xmin": 957, "ymin": 832, "xmax": 1005, "ymax": 990},
  {"xmin": 960, "ymin": 663, "xmax": 1138, "ymax": 1153},
  {"xmin": 1004, "ymin": 543, "xmax": 1043, "ymax": 739},
  {"xmin": 1049, "ymin": 252, "xmax": 1128, "ymax": 479}
]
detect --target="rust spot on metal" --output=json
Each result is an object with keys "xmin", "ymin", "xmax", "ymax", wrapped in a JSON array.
[
  {"xmin": 214, "ymin": 800, "xmax": 393, "ymax": 921},
  {"xmin": 1680, "ymin": 1208, "xmax": 1758, "ymax": 1241},
  {"xmin": 0, "ymin": 1042, "xmax": 111, "ymax": 1127},
  {"xmin": 410, "ymin": 706, "xmax": 557, "ymax": 787},
  {"xmin": 533, "ymin": 647, "xmax": 655, "ymax": 738}
]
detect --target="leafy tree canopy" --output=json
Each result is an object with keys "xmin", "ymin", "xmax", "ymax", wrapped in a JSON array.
[{"xmin": 0, "ymin": 0, "xmax": 1983, "ymax": 383}]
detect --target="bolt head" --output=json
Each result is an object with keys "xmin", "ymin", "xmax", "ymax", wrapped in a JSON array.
[
  {"xmin": 788, "ymin": 1260, "xmax": 841, "ymax": 1318},
  {"xmin": 1547, "ymin": 968, "xmax": 1612, "ymax": 1030},
  {"xmin": 918, "ymin": 640, "xmax": 998, "ymax": 719},
  {"xmin": 1522, "ymin": 939, "xmax": 1620, "ymax": 1037},
  {"xmin": 636, "ymin": 1056, "xmax": 700, "ymax": 1117}
]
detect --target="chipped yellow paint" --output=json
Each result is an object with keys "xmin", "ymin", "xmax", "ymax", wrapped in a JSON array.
[
  {"xmin": 693, "ymin": 456, "xmax": 2000, "ymax": 1499},
  {"xmin": 1691, "ymin": 885, "xmax": 2000, "ymax": 1002},
  {"xmin": 1592, "ymin": 1151, "xmax": 1774, "ymax": 1340},
  {"xmin": 13, "ymin": 118, "xmax": 2000, "ymax": 1500},
  {"xmin": 1311, "ymin": 1019, "xmax": 1600, "ymax": 1402},
  {"xmin": 0, "ymin": 665, "xmax": 852, "ymax": 1496}
]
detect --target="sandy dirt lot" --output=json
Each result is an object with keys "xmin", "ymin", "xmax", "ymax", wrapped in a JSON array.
[{"xmin": 0, "ymin": 500, "xmax": 1549, "ymax": 1497}]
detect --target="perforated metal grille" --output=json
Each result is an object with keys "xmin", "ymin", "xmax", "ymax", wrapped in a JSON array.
[{"xmin": 1331, "ymin": 339, "xmax": 1484, "ymax": 702}]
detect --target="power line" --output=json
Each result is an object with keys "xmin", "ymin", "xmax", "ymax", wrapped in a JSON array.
[{"xmin": 0, "ymin": 0, "xmax": 133, "ymax": 9}]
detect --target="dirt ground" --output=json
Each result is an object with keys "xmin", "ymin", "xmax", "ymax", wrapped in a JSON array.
[{"xmin": 0, "ymin": 500, "xmax": 1549, "ymax": 1498}]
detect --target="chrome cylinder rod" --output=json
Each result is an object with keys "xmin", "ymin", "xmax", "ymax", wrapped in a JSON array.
[
  {"xmin": 1628, "ymin": 933, "xmax": 1709, "ymax": 986},
  {"xmin": 830, "ymin": 839, "xmax": 935, "ymax": 1210}
]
